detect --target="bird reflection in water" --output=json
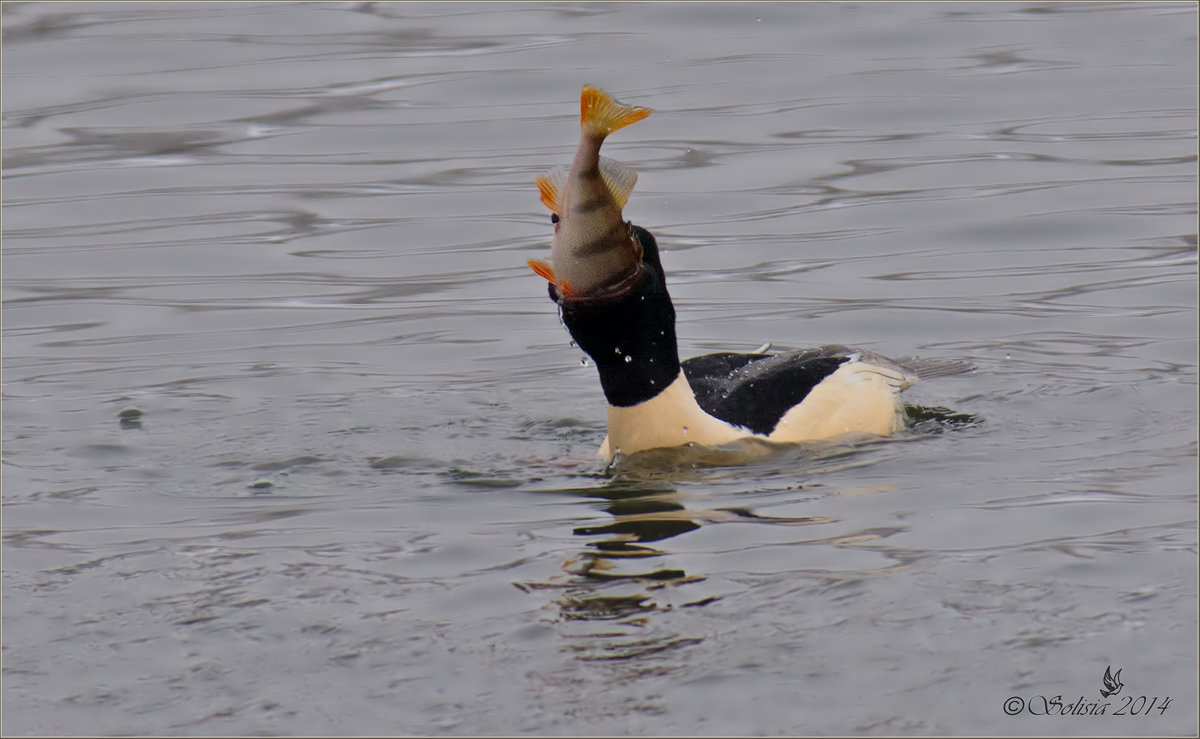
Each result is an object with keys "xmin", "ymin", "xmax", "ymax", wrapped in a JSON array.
[
  {"xmin": 516, "ymin": 410, "xmax": 978, "ymax": 662},
  {"xmin": 518, "ymin": 448, "xmax": 834, "ymax": 663},
  {"xmin": 536, "ymin": 441, "xmax": 831, "ymax": 592},
  {"xmin": 564, "ymin": 471, "xmax": 833, "ymax": 582}
]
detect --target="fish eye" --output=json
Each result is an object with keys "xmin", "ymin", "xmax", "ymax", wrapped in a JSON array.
[{"xmin": 551, "ymin": 213, "xmax": 559, "ymax": 225}]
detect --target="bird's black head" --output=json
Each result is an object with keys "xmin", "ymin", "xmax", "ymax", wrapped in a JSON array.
[{"xmin": 549, "ymin": 225, "xmax": 680, "ymax": 408}]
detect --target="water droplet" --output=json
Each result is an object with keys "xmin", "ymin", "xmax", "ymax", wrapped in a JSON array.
[
  {"xmin": 682, "ymin": 426, "xmax": 689, "ymax": 434},
  {"xmin": 614, "ymin": 346, "xmax": 622, "ymax": 355},
  {"xmin": 568, "ymin": 340, "xmax": 577, "ymax": 348},
  {"xmin": 580, "ymin": 357, "xmax": 590, "ymax": 366},
  {"xmin": 650, "ymin": 379, "xmax": 656, "ymax": 386},
  {"xmin": 623, "ymin": 355, "xmax": 632, "ymax": 363},
  {"xmin": 1004, "ymin": 353, "xmax": 1012, "ymax": 360},
  {"xmin": 755, "ymin": 17, "xmax": 762, "ymax": 21}
]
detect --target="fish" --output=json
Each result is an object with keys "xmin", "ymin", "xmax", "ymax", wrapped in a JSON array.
[{"xmin": 527, "ymin": 85, "xmax": 653, "ymax": 297}]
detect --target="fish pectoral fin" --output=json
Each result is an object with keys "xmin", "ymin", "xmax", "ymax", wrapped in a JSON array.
[
  {"xmin": 581, "ymin": 85, "xmax": 653, "ymax": 136},
  {"xmin": 536, "ymin": 166, "xmax": 567, "ymax": 212},
  {"xmin": 598, "ymin": 156, "xmax": 638, "ymax": 210},
  {"xmin": 527, "ymin": 258, "xmax": 557, "ymax": 283},
  {"xmin": 526, "ymin": 259, "xmax": 578, "ymax": 297}
]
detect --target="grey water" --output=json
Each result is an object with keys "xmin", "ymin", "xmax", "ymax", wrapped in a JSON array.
[{"xmin": 2, "ymin": 1, "xmax": 1196, "ymax": 735}]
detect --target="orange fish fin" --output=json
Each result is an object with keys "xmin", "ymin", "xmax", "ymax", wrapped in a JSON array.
[
  {"xmin": 535, "ymin": 166, "xmax": 567, "ymax": 212},
  {"xmin": 598, "ymin": 156, "xmax": 637, "ymax": 210},
  {"xmin": 527, "ymin": 258, "xmax": 557, "ymax": 283},
  {"xmin": 580, "ymin": 85, "xmax": 652, "ymax": 136},
  {"xmin": 527, "ymin": 259, "xmax": 577, "ymax": 297}
]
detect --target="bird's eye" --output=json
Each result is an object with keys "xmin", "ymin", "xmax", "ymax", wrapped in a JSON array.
[{"xmin": 550, "ymin": 213, "xmax": 559, "ymax": 225}]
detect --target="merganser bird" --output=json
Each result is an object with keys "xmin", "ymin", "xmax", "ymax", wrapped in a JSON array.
[{"xmin": 528, "ymin": 86, "xmax": 926, "ymax": 462}]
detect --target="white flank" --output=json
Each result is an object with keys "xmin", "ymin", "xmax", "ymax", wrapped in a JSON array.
[
  {"xmin": 599, "ymin": 372, "xmax": 745, "ymax": 459},
  {"xmin": 598, "ymin": 360, "xmax": 915, "ymax": 460},
  {"xmin": 768, "ymin": 360, "xmax": 914, "ymax": 443}
]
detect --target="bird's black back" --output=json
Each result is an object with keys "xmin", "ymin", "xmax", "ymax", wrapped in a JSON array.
[{"xmin": 682, "ymin": 348, "xmax": 853, "ymax": 435}]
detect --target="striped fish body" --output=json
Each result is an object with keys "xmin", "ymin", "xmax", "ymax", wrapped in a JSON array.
[
  {"xmin": 551, "ymin": 138, "xmax": 637, "ymax": 293},
  {"xmin": 529, "ymin": 86, "xmax": 652, "ymax": 297}
]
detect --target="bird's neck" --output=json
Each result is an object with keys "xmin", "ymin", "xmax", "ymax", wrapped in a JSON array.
[{"xmin": 560, "ymin": 263, "xmax": 681, "ymax": 408}]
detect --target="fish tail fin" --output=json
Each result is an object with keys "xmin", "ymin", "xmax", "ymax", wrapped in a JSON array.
[
  {"xmin": 535, "ymin": 166, "xmax": 568, "ymax": 212},
  {"xmin": 598, "ymin": 156, "xmax": 637, "ymax": 210},
  {"xmin": 581, "ymin": 85, "xmax": 652, "ymax": 137}
]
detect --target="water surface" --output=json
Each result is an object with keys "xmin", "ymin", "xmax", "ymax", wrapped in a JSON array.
[{"xmin": 3, "ymin": 1, "xmax": 1197, "ymax": 735}]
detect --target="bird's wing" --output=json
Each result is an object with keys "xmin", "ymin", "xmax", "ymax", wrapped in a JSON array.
[{"xmin": 683, "ymin": 348, "xmax": 856, "ymax": 435}]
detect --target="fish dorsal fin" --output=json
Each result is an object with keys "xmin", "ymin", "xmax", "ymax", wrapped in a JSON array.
[
  {"xmin": 598, "ymin": 156, "xmax": 637, "ymax": 211},
  {"xmin": 581, "ymin": 85, "xmax": 653, "ymax": 136},
  {"xmin": 538, "ymin": 159, "xmax": 637, "ymax": 212},
  {"xmin": 535, "ymin": 165, "xmax": 568, "ymax": 212}
]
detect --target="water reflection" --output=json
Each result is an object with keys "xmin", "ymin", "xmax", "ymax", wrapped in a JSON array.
[
  {"xmin": 514, "ymin": 423, "xmax": 961, "ymax": 668},
  {"xmin": 526, "ymin": 408, "xmax": 979, "ymax": 620},
  {"xmin": 573, "ymin": 479, "xmax": 699, "ymax": 573},
  {"xmin": 568, "ymin": 476, "xmax": 837, "ymax": 580}
]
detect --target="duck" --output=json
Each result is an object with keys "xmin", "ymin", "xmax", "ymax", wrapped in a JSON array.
[{"xmin": 528, "ymin": 86, "xmax": 932, "ymax": 462}]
